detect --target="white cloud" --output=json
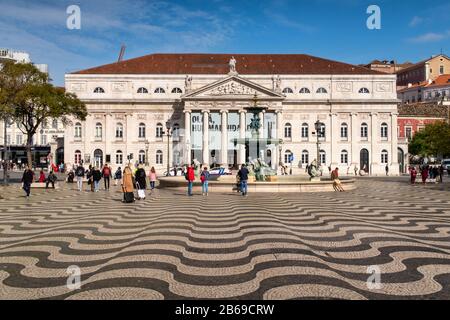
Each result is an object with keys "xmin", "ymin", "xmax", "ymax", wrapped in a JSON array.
[
  {"xmin": 409, "ymin": 16, "xmax": 423, "ymax": 27},
  {"xmin": 408, "ymin": 31, "xmax": 450, "ymax": 43}
]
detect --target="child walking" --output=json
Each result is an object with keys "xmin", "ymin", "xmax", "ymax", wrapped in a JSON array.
[{"xmin": 201, "ymin": 167, "xmax": 210, "ymax": 196}]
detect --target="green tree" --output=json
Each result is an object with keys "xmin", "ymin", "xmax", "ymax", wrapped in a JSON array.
[
  {"xmin": 0, "ymin": 61, "xmax": 87, "ymax": 167},
  {"xmin": 409, "ymin": 121, "xmax": 450, "ymax": 158}
]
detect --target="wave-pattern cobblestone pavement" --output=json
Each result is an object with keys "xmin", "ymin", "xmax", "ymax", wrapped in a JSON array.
[{"xmin": 0, "ymin": 178, "xmax": 450, "ymax": 300}]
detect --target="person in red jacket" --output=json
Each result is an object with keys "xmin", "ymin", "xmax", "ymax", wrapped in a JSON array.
[{"xmin": 186, "ymin": 165, "xmax": 195, "ymax": 196}]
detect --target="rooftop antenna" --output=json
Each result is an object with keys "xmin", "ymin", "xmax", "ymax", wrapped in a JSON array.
[{"xmin": 118, "ymin": 44, "xmax": 126, "ymax": 62}]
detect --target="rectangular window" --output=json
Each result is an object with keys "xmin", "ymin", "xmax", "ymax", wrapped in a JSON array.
[
  {"xmin": 40, "ymin": 135, "xmax": 47, "ymax": 145},
  {"xmin": 16, "ymin": 134, "xmax": 22, "ymax": 145},
  {"xmin": 116, "ymin": 153, "xmax": 123, "ymax": 165},
  {"xmin": 341, "ymin": 153, "xmax": 348, "ymax": 165},
  {"xmin": 6, "ymin": 135, "xmax": 11, "ymax": 145},
  {"xmin": 405, "ymin": 127, "xmax": 412, "ymax": 140},
  {"xmin": 440, "ymin": 65, "xmax": 444, "ymax": 75}
]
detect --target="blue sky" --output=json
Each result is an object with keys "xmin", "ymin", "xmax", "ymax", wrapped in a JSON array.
[{"xmin": 1, "ymin": 0, "xmax": 449, "ymax": 85}]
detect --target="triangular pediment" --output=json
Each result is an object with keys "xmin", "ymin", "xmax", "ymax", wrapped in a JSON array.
[{"xmin": 182, "ymin": 76, "xmax": 285, "ymax": 101}]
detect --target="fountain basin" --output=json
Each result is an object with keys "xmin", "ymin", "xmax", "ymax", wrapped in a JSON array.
[{"xmin": 158, "ymin": 175, "xmax": 356, "ymax": 193}]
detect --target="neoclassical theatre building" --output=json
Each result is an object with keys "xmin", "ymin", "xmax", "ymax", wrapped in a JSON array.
[{"xmin": 64, "ymin": 54, "xmax": 400, "ymax": 175}]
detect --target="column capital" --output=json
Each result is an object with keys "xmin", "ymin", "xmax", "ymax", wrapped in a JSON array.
[
  {"xmin": 238, "ymin": 109, "xmax": 247, "ymax": 114},
  {"xmin": 183, "ymin": 109, "xmax": 192, "ymax": 114},
  {"xmin": 201, "ymin": 110, "xmax": 210, "ymax": 114},
  {"xmin": 390, "ymin": 112, "xmax": 399, "ymax": 117},
  {"xmin": 350, "ymin": 112, "xmax": 358, "ymax": 117},
  {"xmin": 220, "ymin": 109, "xmax": 229, "ymax": 114},
  {"xmin": 370, "ymin": 112, "xmax": 379, "ymax": 117}
]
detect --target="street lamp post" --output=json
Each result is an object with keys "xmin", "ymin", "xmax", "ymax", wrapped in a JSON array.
[
  {"xmin": 165, "ymin": 121, "xmax": 172, "ymax": 176},
  {"xmin": 2, "ymin": 117, "xmax": 8, "ymax": 186},
  {"xmin": 314, "ymin": 120, "xmax": 322, "ymax": 166},
  {"xmin": 144, "ymin": 140, "xmax": 150, "ymax": 167}
]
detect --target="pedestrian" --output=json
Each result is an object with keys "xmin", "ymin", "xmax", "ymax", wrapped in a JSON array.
[
  {"xmin": 331, "ymin": 167, "xmax": 345, "ymax": 192},
  {"xmin": 46, "ymin": 171, "xmax": 57, "ymax": 189},
  {"xmin": 114, "ymin": 167, "xmax": 122, "ymax": 186},
  {"xmin": 421, "ymin": 166, "xmax": 429, "ymax": 184},
  {"xmin": 385, "ymin": 164, "xmax": 389, "ymax": 176},
  {"xmin": 201, "ymin": 166, "xmax": 210, "ymax": 196},
  {"xmin": 21, "ymin": 166, "xmax": 34, "ymax": 199},
  {"xmin": 135, "ymin": 164, "xmax": 147, "ymax": 200},
  {"xmin": 235, "ymin": 172, "xmax": 241, "ymax": 193},
  {"xmin": 238, "ymin": 164, "xmax": 249, "ymax": 197},
  {"xmin": 92, "ymin": 167, "xmax": 102, "ymax": 192},
  {"xmin": 75, "ymin": 165, "xmax": 85, "ymax": 191},
  {"xmin": 122, "ymin": 165, "xmax": 135, "ymax": 203},
  {"xmin": 86, "ymin": 165, "xmax": 94, "ymax": 192},
  {"xmin": 439, "ymin": 165, "xmax": 444, "ymax": 183},
  {"xmin": 38, "ymin": 170, "xmax": 46, "ymax": 183},
  {"xmin": 67, "ymin": 170, "xmax": 75, "ymax": 183},
  {"xmin": 149, "ymin": 167, "xmax": 157, "ymax": 192},
  {"xmin": 354, "ymin": 166, "xmax": 358, "ymax": 176},
  {"xmin": 102, "ymin": 164, "xmax": 112, "ymax": 190},
  {"xmin": 186, "ymin": 164, "xmax": 195, "ymax": 196},
  {"xmin": 432, "ymin": 166, "xmax": 439, "ymax": 183},
  {"xmin": 410, "ymin": 166, "xmax": 417, "ymax": 185}
]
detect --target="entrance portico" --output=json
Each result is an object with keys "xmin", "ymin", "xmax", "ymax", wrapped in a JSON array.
[{"xmin": 182, "ymin": 75, "xmax": 285, "ymax": 168}]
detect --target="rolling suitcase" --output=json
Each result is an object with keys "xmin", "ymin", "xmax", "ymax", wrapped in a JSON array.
[{"xmin": 122, "ymin": 186, "xmax": 135, "ymax": 203}]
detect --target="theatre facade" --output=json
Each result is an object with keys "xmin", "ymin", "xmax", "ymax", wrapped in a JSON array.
[{"xmin": 64, "ymin": 54, "xmax": 400, "ymax": 175}]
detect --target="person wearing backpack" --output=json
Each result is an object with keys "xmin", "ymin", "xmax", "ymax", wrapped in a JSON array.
[
  {"xmin": 114, "ymin": 167, "xmax": 122, "ymax": 186},
  {"xmin": 200, "ymin": 167, "xmax": 210, "ymax": 196},
  {"xmin": 86, "ymin": 165, "xmax": 94, "ymax": 192},
  {"xmin": 75, "ymin": 165, "xmax": 85, "ymax": 192},
  {"xmin": 102, "ymin": 164, "xmax": 112, "ymax": 191},
  {"xmin": 237, "ymin": 164, "xmax": 249, "ymax": 197},
  {"xmin": 46, "ymin": 171, "xmax": 58, "ymax": 189},
  {"xmin": 92, "ymin": 167, "xmax": 102, "ymax": 192},
  {"xmin": 186, "ymin": 164, "xmax": 195, "ymax": 196}
]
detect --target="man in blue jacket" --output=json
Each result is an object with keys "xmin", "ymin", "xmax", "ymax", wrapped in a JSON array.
[{"xmin": 238, "ymin": 164, "xmax": 249, "ymax": 197}]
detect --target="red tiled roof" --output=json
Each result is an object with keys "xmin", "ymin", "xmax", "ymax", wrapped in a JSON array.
[
  {"xmin": 72, "ymin": 53, "xmax": 384, "ymax": 75},
  {"xmin": 427, "ymin": 74, "xmax": 450, "ymax": 88},
  {"xmin": 398, "ymin": 103, "xmax": 449, "ymax": 118}
]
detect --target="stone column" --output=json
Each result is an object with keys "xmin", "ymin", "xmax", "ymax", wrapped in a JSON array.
[
  {"xmin": 370, "ymin": 112, "xmax": 379, "ymax": 175},
  {"xmin": 184, "ymin": 110, "xmax": 191, "ymax": 165},
  {"xmin": 390, "ymin": 112, "xmax": 399, "ymax": 175},
  {"xmin": 202, "ymin": 110, "xmax": 210, "ymax": 166},
  {"xmin": 105, "ymin": 113, "xmax": 112, "ymax": 164},
  {"xmin": 238, "ymin": 110, "xmax": 246, "ymax": 164},
  {"xmin": 221, "ymin": 110, "xmax": 228, "ymax": 167},
  {"xmin": 350, "ymin": 113, "xmax": 359, "ymax": 167},
  {"xmin": 330, "ymin": 113, "xmax": 339, "ymax": 168},
  {"xmin": 259, "ymin": 111, "xmax": 265, "ymax": 138}
]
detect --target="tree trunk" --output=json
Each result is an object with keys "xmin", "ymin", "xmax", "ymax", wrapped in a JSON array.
[{"xmin": 26, "ymin": 134, "xmax": 33, "ymax": 169}]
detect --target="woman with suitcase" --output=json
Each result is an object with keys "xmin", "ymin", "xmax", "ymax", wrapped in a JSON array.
[{"xmin": 122, "ymin": 165, "xmax": 135, "ymax": 203}]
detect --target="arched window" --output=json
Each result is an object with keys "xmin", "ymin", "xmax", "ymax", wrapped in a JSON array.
[
  {"xmin": 299, "ymin": 87, "xmax": 311, "ymax": 94},
  {"xmin": 319, "ymin": 150, "xmax": 326, "ymax": 166},
  {"xmin": 171, "ymin": 87, "xmax": 183, "ymax": 94},
  {"xmin": 284, "ymin": 123, "xmax": 292, "ymax": 139},
  {"xmin": 74, "ymin": 150, "xmax": 82, "ymax": 165},
  {"xmin": 282, "ymin": 87, "xmax": 294, "ymax": 94},
  {"xmin": 316, "ymin": 87, "xmax": 328, "ymax": 94},
  {"xmin": 138, "ymin": 150, "xmax": 146, "ymax": 164},
  {"xmin": 93, "ymin": 149, "xmax": 103, "ymax": 168},
  {"xmin": 381, "ymin": 150, "xmax": 389, "ymax": 164},
  {"xmin": 74, "ymin": 122, "xmax": 82, "ymax": 138},
  {"xmin": 361, "ymin": 123, "xmax": 368, "ymax": 139},
  {"xmin": 301, "ymin": 123, "xmax": 309, "ymax": 139},
  {"xmin": 156, "ymin": 123, "xmax": 164, "ymax": 138},
  {"xmin": 301, "ymin": 150, "xmax": 309, "ymax": 165},
  {"xmin": 154, "ymin": 87, "xmax": 166, "ymax": 94},
  {"xmin": 341, "ymin": 150, "xmax": 349, "ymax": 164},
  {"xmin": 138, "ymin": 123, "xmax": 146, "ymax": 138},
  {"xmin": 52, "ymin": 119, "xmax": 58, "ymax": 129},
  {"xmin": 284, "ymin": 150, "xmax": 293, "ymax": 164},
  {"xmin": 116, "ymin": 123, "xmax": 123, "ymax": 139},
  {"xmin": 340, "ymin": 123, "xmax": 348, "ymax": 139},
  {"xmin": 359, "ymin": 87, "xmax": 370, "ymax": 94},
  {"xmin": 95, "ymin": 123, "xmax": 102, "ymax": 139},
  {"xmin": 116, "ymin": 150, "xmax": 123, "ymax": 165},
  {"xmin": 137, "ymin": 87, "xmax": 148, "ymax": 94},
  {"xmin": 94, "ymin": 87, "xmax": 105, "ymax": 93},
  {"xmin": 381, "ymin": 123, "xmax": 388, "ymax": 139},
  {"xmin": 156, "ymin": 150, "xmax": 163, "ymax": 164}
]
